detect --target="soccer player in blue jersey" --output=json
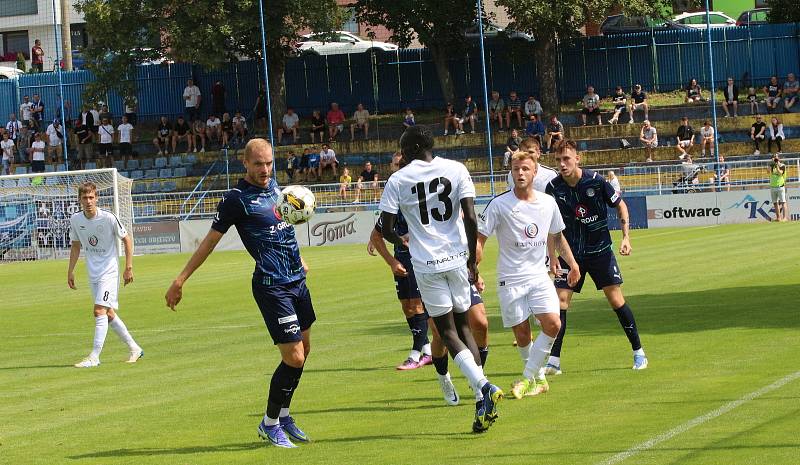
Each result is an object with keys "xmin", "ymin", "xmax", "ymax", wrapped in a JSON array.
[
  {"xmin": 545, "ymin": 140, "xmax": 648, "ymax": 372},
  {"xmin": 165, "ymin": 139, "xmax": 313, "ymax": 448}
]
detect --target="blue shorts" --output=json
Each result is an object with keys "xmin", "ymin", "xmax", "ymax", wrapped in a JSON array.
[
  {"xmin": 394, "ymin": 255, "xmax": 421, "ymax": 301},
  {"xmin": 470, "ymin": 285, "xmax": 484, "ymax": 307},
  {"xmin": 554, "ymin": 252, "xmax": 623, "ymax": 293},
  {"xmin": 308, "ymin": 159, "xmax": 320, "ymax": 168},
  {"xmin": 252, "ymin": 277, "xmax": 316, "ymax": 344}
]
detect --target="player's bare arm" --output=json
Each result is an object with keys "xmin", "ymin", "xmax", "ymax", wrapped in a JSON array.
[
  {"xmin": 616, "ymin": 199, "xmax": 632, "ymax": 256},
  {"xmin": 369, "ymin": 228, "xmax": 407, "ymax": 277},
  {"xmin": 67, "ymin": 240, "xmax": 81, "ymax": 290},
  {"xmin": 165, "ymin": 229, "xmax": 224, "ymax": 310},
  {"xmin": 461, "ymin": 197, "xmax": 479, "ymax": 282},
  {"xmin": 301, "ymin": 256, "xmax": 309, "ymax": 273},
  {"xmin": 549, "ymin": 232, "xmax": 580, "ymax": 287},
  {"xmin": 379, "ymin": 211, "xmax": 403, "ymax": 248},
  {"xmin": 475, "ymin": 234, "xmax": 489, "ymax": 292},
  {"xmin": 122, "ymin": 235, "xmax": 134, "ymax": 286}
]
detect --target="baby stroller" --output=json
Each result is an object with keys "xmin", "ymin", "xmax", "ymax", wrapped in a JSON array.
[{"xmin": 672, "ymin": 164, "xmax": 705, "ymax": 194}]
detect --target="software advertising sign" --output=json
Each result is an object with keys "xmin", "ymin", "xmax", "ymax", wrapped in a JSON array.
[{"xmin": 646, "ymin": 188, "xmax": 783, "ymax": 228}]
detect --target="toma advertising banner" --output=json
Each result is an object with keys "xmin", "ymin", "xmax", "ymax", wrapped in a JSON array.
[{"xmin": 299, "ymin": 211, "xmax": 378, "ymax": 247}]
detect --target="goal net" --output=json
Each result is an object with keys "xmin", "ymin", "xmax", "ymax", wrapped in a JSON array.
[{"xmin": 0, "ymin": 169, "xmax": 133, "ymax": 262}]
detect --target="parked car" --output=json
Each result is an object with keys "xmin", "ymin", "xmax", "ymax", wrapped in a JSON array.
[
  {"xmin": 296, "ymin": 31, "xmax": 399, "ymax": 56},
  {"xmin": 601, "ymin": 15, "xmax": 690, "ymax": 35},
  {"xmin": 0, "ymin": 66, "xmax": 24, "ymax": 79},
  {"xmin": 736, "ymin": 8, "xmax": 770, "ymax": 26},
  {"xmin": 464, "ymin": 21, "xmax": 534, "ymax": 42},
  {"xmin": 672, "ymin": 11, "xmax": 736, "ymax": 28}
]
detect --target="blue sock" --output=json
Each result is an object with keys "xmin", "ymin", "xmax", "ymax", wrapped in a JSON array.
[{"xmin": 614, "ymin": 303, "xmax": 642, "ymax": 351}]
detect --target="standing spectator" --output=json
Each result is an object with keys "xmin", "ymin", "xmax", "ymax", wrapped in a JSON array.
[
  {"xmin": 581, "ymin": 86, "xmax": 601, "ymax": 125},
  {"xmin": 29, "ymin": 133, "xmax": 46, "ymax": 172},
  {"xmin": 1, "ymin": 132, "xmax": 14, "ymax": 175},
  {"xmin": 763, "ymin": 76, "xmax": 782, "ymax": 113},
  {"xmin": 769, "ymin": 154, "xmax": 788, "ymax": 222},
  {"xmin": 277, "ymin": 107, "xmax": 300, "ymax": 145},
  {"xmin": 505, "ymin": 90, "xmax": 523, "ymax": 129},
  {"xmin": 232, "ymin": 111, "xmax": 248, "ymax": 143},
  {"xmin": 461, "ymin": 94, "xmax": 478, "ymax": 134},
  {"xmin": 31, "ymin": 39, "xmax": 44, "ymax": 73},
  {"xmin": 123, "ymin": 96, "xmax": 138, "ymax": 126},
  {"xmin": 98, "ymin": 118, "xmax": 115, "ymax": 167},
  {"xmin": 252, "ymin": 87, "xmax": 267, "ymax": 134},
  {"xmin": 608, "ymin": 86, "xmax": 627, "ymax": 124},
  {"xmin": 503, "ymin": 129, "xmax": 522, "ymax": 169},
  {"xmin": 403, "ymin": 108, "xmax": 415, "ymax": 128},
  {"xmin": 79, "ymin": 105, "xmax": 94, "ymax": 135},
  {"xmin": 488, "ymin": 91, "xmax": 505, "ymax": 131},
  {"xmin": 309, "ymin": 110, "xmax": 326, "ymax": 143},
  {"xmin": 183, "ymin": 78, "xmax": 202, "ymax": 122},
  {"xmin": 545, "ymin": 115, "xmax": 564, "ymax": 152},
  {"xmin": 74, "ymin": 118, "xmax": 93, "ymax": 167},
  {"xmin": 699, "ymin": 120, "xmax": 715, "ymax": 157},
  {"xmin": 212, "ymin": 80, "xmax": 226, "ymax": 116},
  {"xmin": 117, "ymin": 115, "xmax": 135, "ymax": 164},
  {"xmin": 339, "ymin": 167, "xmax": 352, "ymax": 200},
  {"xmin": 782, "ymin": 73, "xmax": 798, "ymax": 112},
  {"xmin": 6, "ymin": 113, "xmax": 22, "ymax": 145},
  {"xmin": 318, "ymin": 143, "xmax": 338, "ymax": 179},
  {"xmin": 675, "ymin": 116, "xmax": 695, "ymax": 160},
  {"xmin": 45, "ymin": 119, "xmax": 64, "ymax": 163},
  {"xmin": 350, "ymin": 103, "xmax": 370, "ymax": 141},
  {"xmin": 98, "ymin": 104, "xmax": 113, "ymax": 124},
  {"xmin": 206, "ymin": 114, "xmax": 221, "ymax": 145},
  {"xmin": 639, "ymin": 120, "xmax": 658, "ymax": 162},
  {"xmin": 607, "ymin": 170, "xmax": 621, "ymax": 194},
  {"xmin": 31, "ymin": 94, "xmax": 45, "ymax": 131},
  {"xmin": 525, "ymin": 114, "xmax": 545, "ymax": 146},
  {"xmin": 767, "ymin": 116, "xmax": 785, "ymax": 155},
  {"xmin": 55, "ymin": 95, "xmax": 72, "ymax": 126},
  {"xmin": 220, "ymin": 112, "xmax": 233, "ymax": 148},
  {"xmin": 353, "ymin": 160, "xmax": 378, "ymax": 203},
  {"xmin": 285, "ymin": 150, "xmax": 297, "ymax": 182},
  {"xmin": 747, "ymin": 87, "xmax": 758, "ymax": 114},
  {"xmin": 721, "ymin": 77, "xmax": 739, "ymax": 117},
  {"xmin": 153, "ymin": 116, "xmax": 172, "ymax": 155},
  {"xmin": 19, "ymin": 95, "xmax": 33, "ymax": 129},
  {"xmin": 523, "ymin": 95, "xmax": 542, "ymax": 120},
  {"xmin": 685, "ymin": 78, "xmax": 703, "ymax": 103},
  {"xmin": 17, "ymin": 125, "xmax": 31, "ymax": 164},
  {"xmin": 443, "ymin": 103, "xmax": 462, "ymax": 135},
  {"xmin": 172, "ymin": 116, "xmax": 194, "ymax": 154},
  {"xmin": 326, "ymin": 102, "xmax": 346, "ymax": 142},
  {"xmin": 751, "ymin": 115, "xmax": 767, "ymax": 155},
  {"xmin": 89, "ymin": 104, "xmax": 100, "ymax": 141},
  {"xmin": 192, "ymin": 117, "xmax": 207, "ymax": 153}
]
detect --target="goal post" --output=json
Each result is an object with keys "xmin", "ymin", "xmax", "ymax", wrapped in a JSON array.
[{"xmin": 0, "ymin": 169, "xmax": 134, "ymax": 262}]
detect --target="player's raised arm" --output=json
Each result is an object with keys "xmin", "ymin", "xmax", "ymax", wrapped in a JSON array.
[
  {"xmin": 67, "ymin": 240, "xmax": 81, "ymax": 289},
  {"xmin": 616, "ymin": 199, "xmax": 632, "ymax": 255},
  {"xmin": 165, "ymin": 228, "xmax": 224, "ymax": 310}
]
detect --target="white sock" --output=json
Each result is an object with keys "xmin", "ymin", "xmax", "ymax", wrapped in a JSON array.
[
  {"xmin": 279, "ymin": 407, "xmax": 290, "ymax": 418},
  {"xmin": 517, "ymin": 342, "xmax": 531, "ymax": 364},
  {"xmin": 109, "ymin": 315, "xmax": 138, "ymax": 350},
  {"xmin": 263, "ymin": 414, "xmax": 279, "ymax": 426},
  {"xmin": 634, "ymin": 348, "xmax": 645, "ymax": 356},
  {"xmin": 524, "ymin": 333, "xmax": 555, "ymax": 380},
  {"xmin": 409, "ymin": 350, "xmax": 421, "ymax": 362},
  {"xmin": 547, "ymin": 355, "xmax": 561, "ymax": 367},
  {"xmin": 453, "ymin": 349, "xmax": 488, "ymax": 393},
  {"xmin": 421, "ymin": 343, "xmax": 431, "ymax": 356},
  {"xmin": 89, "ymin": 315, "xmax": 109, "ymax": 360}
]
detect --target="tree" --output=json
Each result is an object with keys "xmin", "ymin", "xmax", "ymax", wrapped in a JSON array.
[
  {"xmin": 74, "ymin": 0, "xmax": 342, "ymax": 125},
  {"xmin": 767, "ymin": 0, "xmax": 800, "ymax": 23},
  {"xmin": 354, "ymin": 0, "xmax": 481, "ymax": 105},
  {"xmin": 495, "ymin": 0, "xmax": 671, "ymax": 114}
]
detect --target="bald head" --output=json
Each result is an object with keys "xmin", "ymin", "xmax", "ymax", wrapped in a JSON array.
[
  {"xmin": 243, "ymin": 138, "xmax": 274, "ymax": 187},
  {"xmin": 244, "ymin": 138, "xmax": 273, "ymax": 161}
]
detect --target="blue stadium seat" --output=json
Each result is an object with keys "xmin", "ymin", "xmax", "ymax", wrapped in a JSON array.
[
  {"xmin": 56, "ymin": 164, "xmax": 66, "ymax": 172},
  {"xmin": 132, "ymin": 182, "xmax": 146, "ymax": 194},
  {"xmin": 147, "ymin": 181, "xmax": 162, "ymax": 193},
  {"xmin": 172, "ymin": 167, "xmax": 187, "ymax": 178},
  {"xmin": 141, "ymin": 158, "xmax": 154, "ymax": 170},
  {"xmin": 184, "ymin": 154, "xmax": 197, "ymax": 165},
  {"xmin": 162, "ymin": 180, "xmax": 177, "ymax": 192},
  {"xmin": 45, "ymin": 164, "xmax": 56, "ymax": 173},
  {"xmin": 1, "ymin": 179, "xmax": 17, "ymax": 187},
  {"xmin": 14, "ymin": 166, "xmax": 28, "ymax": 174},
  {"xmin": 114, "ymin": 160, "xmax": 126, "ymax": 171},
  {"xmin": 84, "ymin": 162, "xmax": 97, "ymax": 170},
  {"xmin": 119, "ymin": 171, "xmax": 129, "ymax": 179},
  {"xmin": 169, "ymin": 155, "xmax": 183, "ymax": 167},
  {"xmin": 144, "ymin": 169, "xmax": 158, "ymax": 179},
  {"xmin": 46, "ymin": 176, "xmax": 59, "ymax": 186},
  {"xmin": 126, "ymin": 159, "xmax": 140, "ymax": 170},
  {"xmin": 17, "ymin": 177, "xmax": 30, "ymax": 187},
  {"xmin": 159, "ymin": 168, "xmax": 172, "ymax": 178},
  {"xmin": 155, "ymin": 157, "xmax": 167, "ymax": 169},
  {"xmin": 130, "ymin": 170, "xmax": 144, "ymax": 180}
]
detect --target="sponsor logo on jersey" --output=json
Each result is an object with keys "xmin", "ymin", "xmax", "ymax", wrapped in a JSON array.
[
  {"xmin": 575, "ymin": 203, "xmax": 599, "ymax": 224},
  {"xmin": 425, "ymin": 250, "xmax": 468, "ymax": 267},
  {"xmin": 586, "ymin": 188, "xmax": 595, "ymax": 197},
  {"xmin": 88, "ymin": 235, "xmax": 99, "ymax": 246},
  {"xmin": 524, "ymin": 223, "xmax": 539, "ymax": 238}
]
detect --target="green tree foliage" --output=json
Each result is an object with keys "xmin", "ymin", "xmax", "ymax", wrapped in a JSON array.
[{"xmin": 767, "ymin": 0, "xmax": 800, "ymax": 24}]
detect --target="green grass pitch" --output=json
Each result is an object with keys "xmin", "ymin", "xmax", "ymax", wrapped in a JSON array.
[{"xmin": 1, "ymin": 222, "xmax": 799, "ymax": 465}]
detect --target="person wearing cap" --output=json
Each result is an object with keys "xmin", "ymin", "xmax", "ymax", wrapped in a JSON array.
[
  {"xmin": 629, "ymin": 85, "xmax": 648, "ymax": 124},
  {"xmin": 769, "ymin": 154, "xmax": 788, "ymax": 222},
  {"xmin": 750, "ymin": 115, "xmax": 767, "ymax": 156}
]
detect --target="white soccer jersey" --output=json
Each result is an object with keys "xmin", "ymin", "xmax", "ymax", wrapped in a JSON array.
[
  {"xmin": 479, "ymin": 190, "xmax": 565, "ymax": 286},
  {"xmin": 379, "ymin": 157, "xmax": 476, "ymax": 273},
  {"xmin": 506, "ymin": 163, "xmax": 558, "ymax": 192},
  {"xmin": 69, "ymin": 209, "xmax": 127, "ymax": 282}
]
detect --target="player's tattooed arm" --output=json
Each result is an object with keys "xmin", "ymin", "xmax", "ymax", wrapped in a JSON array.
[
  {"xmin": 551, "ymin": 232, "xmax": 580, "ymax": 287},
  {"xmin": 616, "ymin": 199, "xmax": 632, "ymax": 255}
]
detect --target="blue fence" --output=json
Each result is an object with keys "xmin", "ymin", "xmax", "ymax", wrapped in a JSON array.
[{"xmin": 1, "ymin": 23, "xmax": 797, "ymax": 124}]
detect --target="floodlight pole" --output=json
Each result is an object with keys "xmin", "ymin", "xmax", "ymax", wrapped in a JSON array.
[
  {"xmin": 704, "ymin": 0, "xmax": 720, "ymax": 180},
  {"xmin": 476, "ymin": 0, "xmax": 495, "ymax": 196},
  {"xmin": 257, "ymin": 0, "xmax": 277, "ymax": 176},
  {"xmin": 51, "ymin": 0, "xmax": 69, "ymax": 170}
]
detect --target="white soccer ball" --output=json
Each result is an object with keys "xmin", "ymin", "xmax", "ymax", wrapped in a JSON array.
[{"xmin": 278, "ymin": 185, "xmax": 316, "ymax": 225}]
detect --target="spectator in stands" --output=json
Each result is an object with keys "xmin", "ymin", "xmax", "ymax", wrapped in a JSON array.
[
  {"xmin": 31, "ymin": 39, "xmax": 44, "ymax": 73},
  {"xmin": 353, "ymin": 160, "xmax": 379, "ymax": 203},
  {"xmin": 711, "ymin": 155, "xmax": 730, "ymax": 191},
  {"xmin": 117, "ymin": 115, "xmax": 135, "ymax": 164},
  {"xmin": 220, "ymin": 112, "xmax": 233, "ymax": 148},
  {"xmin": 524, "ymin": 95, "xmax": 542, "ymax": 121},
  {"xmin": 505, "ymin": 90, "xmax": 523, "ymax": 129},
  {"xmin": 639, "ymin": 120, "xmax": 658, "ymax": 162},
  {"xmin": 783, "ymin": 73, "xmax": 798, "ymax": 112},
  {"xmin": 545, "ymin": 115, "xmax": 564, "ymax": 153},
  {"xmin": 124, "ymin": 96, "xmax": 137, "ymax": 126},
  {"xmin": 98, "ymin": 117, "xmax": 115, "ymax": 167},
  {"xmin": 183, "ymin": 78, "xmax": 202, "ymax": 122},
  {"xmin": 16, "ymin": 124, "xmax": 31, "ymax": 164},
  {"xmin": 350, "ymin": 103, "xmax": 371, "ymax": 141},
  {"xmin": 307, "ymin": 146, "xmax": 320, "ymax": 181},
  {"xmin": 403, "ymin": 108, "xmax": 415, "ymax": 128},
  {"xmin": 172, "ymin": 116, "xmax": 194, "ymax": 154},
  {"xmin": 74, "ymin": 118, "xmax": 92, "ymax": 168},
  {"xmin": 31, "ymin": 94, "xmax": 44, "ymax": 131},
  {"xmin": 699, "ymin": 120, "xmax": 715, "ymax": 157},
  {"xmin": 769, "ymin": 154, "xmax": 788, "ymax": 222},
  {"xmin": 676, "ymin": 116, "xmax": 695, "ymax": 160},
  {"xmin": 488, "ymin": 91, "xmax": 505, "ymax": 131},
  {"xmin": 607, "ymin": 170, "xmax": 621, "ymax": 194},
  {"xmin": 319, "ymin": 143, "xmax": 338, "ymax": 179},
  {"xmin": 277, "ymin": 107, "xmax": 300, "ymax": 145},
  {"xmin": 326, "ymin": 102, "xmax": 346, "ymax": 141},
  {"xmin": 339, "ymin": 167, "xmax": 352, "ymax": 200},
  {"xmin": 685, "ymin": 78, "xmax": 703, "ymax": 103},
  {"xmin": 443, "ymin": 103, "xmax": 462, "ymax": 135},
  {"xmin": 79, "ymin": 105, "xmax": 94, "ymax": 141},
  {"xmin": 1, "ymin": 132, "xmax": 14, "ymax": 175},
  {"xmin": 192, "ymin": 117, "xmax": 207, "ymax": 153},
  {"xmin": 764, "ymin": 76, "xmax": 782, "ymax": 113},
  {"xmin": 608, "ymin": 86, "xmax": 627, "ymax": 124},
  {"xmin": 6, "ymin": 113, "xmax": 22, "ymax": 146},
  {"xmin": 286, "ymin": 150, "xmax": 297, "ymax": 182},
  {"xmin": 252, "ymin": 87, "xmax": 267, "ymax": 134},
  {"xmin": 504, "ymin": 129, "xmax": 522, "ymax": 169},
  {"xmin": 232, "ymin": 111, "xmax": 248, "ymax": 143},
  {"xmin": 99, "ymin": 104, "xmax": 113, "ymax": 125},
  {"xmin": 45, "ymin": 119, "xmax": 64, "ymax": 163},
  {"xmin": 747, "ymin": 87, "xmax": 758, "ymax": 115},
  {"xmin": 768, "ymin": 116, "xmax": 785, "ymax": 155},
  {"xmin": 206, "ymin": 114, "xmax": 221, "ymax": 145},
  {"xmin": 310, "ymin": 110, "xmax": 326, "ymax": 143},
  {"xmin": 212, "ymin": 80, "xmax": 226, "ymax": 116},
  {"xmin": 525, "ymin": 114, "xmax": 545, "ymax": 146},
  {"xmin": 299, "ymin": 147, "xmax": 313, "ymax": 182},
  {"xmin": 461, "ymin": 94, "xmax": 478, "ymax": 134},
  {"xmin": 90, "ymin": 104, "xmax": 100, "ymax": 142},
  {"xmin": 721, "ymin": 77, "xmax": 739, "ymax": 118},
  {"xmin": 153, "ymin": 116, "xmax": 172, "ymax": 155},
  {"xmin": 29, "ymin": 132, "xmax": 46, "ymax": 173},
  {"xmin": 751, "ymin": 115, "xmax": 767, "ymax": 155},
  {"xmin": 581, "ymin": 86, "xmax": 601, "ymax": 125},
  {"xmin": 19, "ymin": 95, "xmax": 33, "ymax": 129}
]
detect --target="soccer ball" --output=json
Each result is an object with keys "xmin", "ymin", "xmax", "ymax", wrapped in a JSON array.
[{"xmin": 277, "ymin": 185, "xmax": 316, "ymax": 225}]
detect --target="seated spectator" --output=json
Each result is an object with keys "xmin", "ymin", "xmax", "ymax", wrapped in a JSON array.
[
  {"xmin": 221, "ymin": 112, "xmax": 234, "ymax": 148},
  {"xmin": 639, "ymin": 120, "xmax": 658, "ymax": 162},
  {"xmin": 353, "ymin": 160, "xmax": 378, "ymax": 203},
  {"xmin": 525, "ymin": 115, "xmax": 545, "ymax": 145},
  {"xmin": 29, "ymin": 132, "xmax": 46, "ymax": 173},
  {"xmin": 74, "ymin": 118, "xmax": 93, "ymax": 168},
  {"xmin": 544, "ymin": 115, "xmax": 564, "ymax": 152},
  {"xmin": 310, "ymin": 110, "xmax": 326, "ymax": 143},
  {"xmin": 523, "ymin": 95, "xmax": 542, "ymax": 120},
  {"xmin": 350, "ymin": 103, "xmax": 370, "ymax": 141},
  {"xmin": 277, "ymin": 107, "xmax": 300, "ymax": 145},
  {"xmin": 711, "ymin": 155, "xmax": 730, "ymax": 191},
  {"xmin": 1, "ymin": 132, "xmax": 14, "ymax": 175},
  {"xmin": 629, "ymin": 84, "xmax": 648, "ymax": 123},
  {"xmin": 608, "ymin": 86, "xmax": 627, "ymax": 124},
  {"xmin": 607, "ymin": 170, "xmax": 621, "ymax": 194},
  {"xmin": 117, "ymin": 115, "xmax": 135, "ymax": 163},
  {"xmin": 443, "ymin": 103, "xmax": 462, "ymax": 135},
  {"xmin": 45, "ymin": 119, "xmax": 64, "ymax": 163},
  {"xmin": 319, "ymin": 143, "xmax": 338, "ymax": 179},
  {"xmin": 460, "ymin": 95, "xmax": 478, "ymax": 134},
  {"xmin": 747, "ymin": 87, "xmax": 758, "ymax": 115},
  {"xmin": 297, "ymin": 147, "xmax": 310, "ymax": 182},
  {"xmin": 768, "ymin": 116, "xmax": 785, "ymax": 155},
  {"xmin": 685, "ymin": 78, "xmax": 703, "ymax": 103},
  {"xmin": 326, "ymin": 102, "xmax": 345, "ymax": 141},
  {"xmin": 172, "ymin": 116, "xmax": 194, "ymax": 154},
  {"xmin": 206, "ymin": 114, "xmax": 221, "ymax": 144},
  {"xmin": 488, "ymin": 91, "xmax": 505, "ymax": 131},
  {"xmin": 676, "ymin": 116, "xmax": 695, "ymax": 160},
  {"xmin": 505, "ymin": 90, "xmax": 523, "ymax": 129},
  {"xmin": 783, "ymin": 73, "xmax": 798, "ymax": 112},
  {"xmin": 232, "ymin": 111, "xmax": 248, "ymax": 142},
  {"xmin": 153, "ymin": 116, "xmax": 172, "ymax": 155},
  {"xmin": 285, "ymin": 150, "xmax": 297, "ymax": 182},
  {"xmin": 763, "ymin": 76, "xmax": 782, "ymax": 113},
  {"xmin": 721, "ymin": 77, "xmax": 739, "ymax": 117},
  {"xmin": 504, "ymin": 128, "xmax": 522, "ymax": 169},
  {"xmin": 192, "ymin": 118, "xmax": 206, "ymax": 153},
  {"xmin": 699, "ymin": 120, "xmax": 714, "ymax": 157},
  {"xmin": 306, "ymin": 147, "xmax": 320, "ymax": 181},
  {"xmin": 403, "ymin": 108, "xmax": 415, "ymax": 128},
  {"xmin": 751, "ymin": 115, "xmax": 767, "ymax": 155},
  {"xmin": 339, "ymin": 167, "xmax": 351, "ymax": 200},
  {"xmin": 581, "ymin": 86, "xmax": 601, "ymax": 125}
]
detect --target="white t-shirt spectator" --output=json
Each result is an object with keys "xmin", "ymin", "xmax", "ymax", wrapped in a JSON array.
[
  {"xmin": 124, "ymin": 98, "xmax": 137, "ymax": 114},
  {"xmin": 90, "ymin": 109, "xmax": 100, "ymax": 127},
  {"xmin": 206, "ymin": 117, "xmax": 221, "ymax": 128},
  {"xmin": 19, "ymin": 102, "xmax": 33, "ymax": 121},
  {"xmin": 1, "ymin": 139, "xmax": 14, "ymax": 161},
  {"xmin": 354, "ymin": 109, "xmax": 370, "ymax": 124},
  {"xmin": 583, "ymin": 93, "xmax": 600, "ymax": 110},
  {"xmin": 46, "ymin": 124, "xmax": 62, "ymax": 146},
  {"xmin": 117, "ymin": 123, "xmax": 134, "ymax": 143},
  {"xmin": 6, "ymin": 120, "xmax": 22, "ymax": 140},
  {"xmin": 31, "ymin": 140, "xmax": 46, "ymax": 161},
  {"xmin": 99, "ymin": 124, "xmax": 115, "ymax": 144},
  {"xmin": 320, "ymin": 148, "xmax": 336, "ymax": 162},
  {"xmin": 184, "ymin": 85, "xmax": 201, "ymax": 108},
  {"xmin": 282, "ymin": 113, "xmax": 299, "ymax": 129},
  {"xmin": 700, "ymin": 126, "xmax": 714, "ymax": 139},
  {"xmin": 233, "ymin": 115, "xmax": 247, "ymax": 129}
]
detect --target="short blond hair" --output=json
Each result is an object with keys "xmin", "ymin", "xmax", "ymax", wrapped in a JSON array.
[
  {"xmin": 518, "ymin": 138, "xmax": 541, "ymax": 154},
  {"xmin": 243, "ymin": 138, "xmax": 273, "ymax": 161}
]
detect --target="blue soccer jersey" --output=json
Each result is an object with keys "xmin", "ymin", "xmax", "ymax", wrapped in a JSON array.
[
  {"xmin": 212, "ymin": 178, "xmax": 305, "ymax": 284},
  {"xmin": 545, "ymin": 169, "xmax": 621, "ymax": 259},
  {"xmin": 374, "ymin": 211, "xmax": 411, "ymax": 259}
]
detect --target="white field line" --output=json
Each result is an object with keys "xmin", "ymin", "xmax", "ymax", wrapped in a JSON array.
[{"xmin": 595, "ymin": 370, "xmax": 800, "ymax": 465}]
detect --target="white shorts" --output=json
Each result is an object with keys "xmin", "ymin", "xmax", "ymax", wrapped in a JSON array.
[
  {"xmin": 415, "ymin": 267, "xmax": 471, "ymax": 317},
  {"xmin": 678, "ymin": 139, "xmax": 692, "ymax": 147},
  {"xmin": 91, "ymin": 275, "xmax": 119, "ymax": 309},
  {"xmin": 632, "ymin": 102, "xmax": 647, "ymax": 110},
  {"xmin": 771, "ymin": 186, "xmax": 786, "ymax": 203},
  {"xmin": 497, "ymin": 277, "xmax": 559, "ymax": 328}
]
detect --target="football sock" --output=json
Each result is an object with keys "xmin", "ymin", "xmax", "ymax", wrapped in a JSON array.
[
  {"xmin": 265, "ymin": 362, "xmax": 303, "ymax": 422},
  {"xmin": 524, "ymin": 333, "xmax": 555, "ymax": 380},
  {"xmin": 421, "ymin": 343, "xmax": 432, "ymax": 356},
  {"xmin": 89, "ymin": 315, "xmax": 109, "ymax": 359},
  {"xmin": 453, "ymin": 349, "xmax": 488, "ymax": 393},
  {"xmin": 432, "ymin": 355, "xmax": 449, "ymax": 376},
  {"xmin": 108, "ymin": 315, "xmax": 138, "ymax": 350},
  {"xmin": 282, "ymin": 364, "xmax": 304, "ymax": 410},
  {"xmin": 550, "ymin": 310, "xmax": 567, "ymax": 358},
  {"xmin": 478, "ymin": 346, "xmax": 489, "ymax": 367},
  {"xmin": 407, "ymin": 314, "xmax": 429, "ymax": 352},
  {"xmin": 279, "ymin": 407, "xmax": 290, "ymax": 418},
  {"xmin": 613, "ymin": 303, "xmax": 642, "ymax": 351},
  {"xmin": 409, "ymin": 350, "xmax": 421, "ymax": 363},
  {"xmin": 517, "ymin": 342, "xmax": 531, "ymax": 364}
]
